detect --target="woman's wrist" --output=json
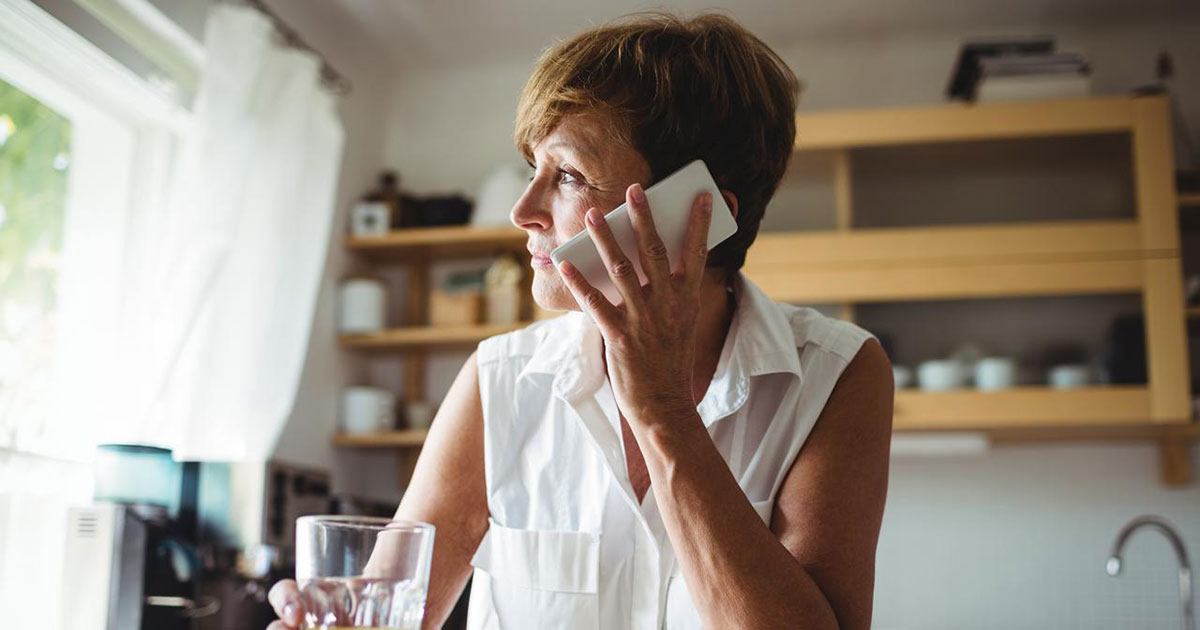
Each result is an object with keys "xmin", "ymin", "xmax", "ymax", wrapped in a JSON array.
[{"xmin": 630, "ymin": 404, "xmax": 707, "ymax": 459}]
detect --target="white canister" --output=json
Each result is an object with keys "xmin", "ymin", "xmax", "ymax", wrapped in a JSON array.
[
  {"xmin": 1048, "ymin": 364, "xmax": 1090, "ymax": 389},
  {"xmin": 341, "ymin": 387, "xmax": 395, "ymax": 434},
  {"xmin": 339, "ymin": 277, "xmax": 386, "ymax": 333},
  {"xmin": 918, "ymin": 359, "xmax": 965, "ymax": 392},
  {"xmin": 892, "ymin": 365, "xmax": 913, "ymax": 390},
  {"xmin": 974, "ymin": 357, "xmax": 1017, "ymax": 391}
]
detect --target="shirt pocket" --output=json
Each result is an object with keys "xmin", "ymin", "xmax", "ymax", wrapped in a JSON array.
[
  {"xmin": 664, "ymin": 499, "xmax": 773, "ymax": 630},
  {"xmin": 467, "ymin": 518, "xmax": 600, "ymax": 630}
]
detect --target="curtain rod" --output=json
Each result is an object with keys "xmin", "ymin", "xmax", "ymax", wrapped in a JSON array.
[{"xmin": 240, "ymin": 0, "xmax": 352, "ymax": 96}]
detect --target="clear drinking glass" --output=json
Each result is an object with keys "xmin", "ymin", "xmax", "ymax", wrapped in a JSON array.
[{"xmin": 295, "ymin": 516, "xmax": 435, "ymax": 630}]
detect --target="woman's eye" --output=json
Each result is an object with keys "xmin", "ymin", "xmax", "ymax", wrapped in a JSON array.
[{"xmin": 557, "ymin": 168, "xmax": 582, "ymax": 187}]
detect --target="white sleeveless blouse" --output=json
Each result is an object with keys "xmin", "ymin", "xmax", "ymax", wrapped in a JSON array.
[{"xmin": 466, "ymin": 273, "xmax": 874, "ymax": 629}]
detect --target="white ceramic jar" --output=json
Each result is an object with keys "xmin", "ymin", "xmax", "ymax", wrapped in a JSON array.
[{"xmin": 338, "ymin": 277, "xmax": 386, "ymax": 333}]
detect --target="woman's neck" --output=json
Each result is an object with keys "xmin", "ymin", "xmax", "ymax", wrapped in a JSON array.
[{"xmin": 690, "ymin": 269, "xmax": 737, "ymax": 402}]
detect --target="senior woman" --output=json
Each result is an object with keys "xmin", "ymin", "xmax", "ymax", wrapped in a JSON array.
[{"xmin": 271, "ymin": 12, "xmax": 892, "ymax": 630}]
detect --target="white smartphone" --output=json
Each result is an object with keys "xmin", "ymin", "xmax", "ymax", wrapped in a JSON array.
[{"xmin": 549, "ymin": 159, "xmax": 738, "ymax": 305}]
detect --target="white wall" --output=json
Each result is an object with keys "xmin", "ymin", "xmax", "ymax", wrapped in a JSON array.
[
  {"xmin": 878, "ymin": 444, "xmax": 1199, "ymax": 629},
  {"xmin": 372, "ymin": 13, "xmax": 1200, "ymax": 628}
]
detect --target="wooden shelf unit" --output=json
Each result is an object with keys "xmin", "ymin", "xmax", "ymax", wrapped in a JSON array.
[
  {"xmin": 338, "ymin": 95, "xmax": 1196, "ymax": 486},
  {"xmin": 769, "ymin": 96, "xmax": 1190, "ymax": 435}
]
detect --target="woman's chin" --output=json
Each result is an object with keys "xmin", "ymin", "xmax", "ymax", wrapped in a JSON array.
[{"xmin": 532, "ymin": 274, "xmax": 580, "ymax": 313}]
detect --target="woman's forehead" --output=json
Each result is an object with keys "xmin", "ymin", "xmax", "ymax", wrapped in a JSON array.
[
  {"xmin": 534, "ymin": 111, "xmax": 648, "ymax": 177},
  {"xmin": 536, "ymin": 112, "xmax": 625, "ymax": 161}
]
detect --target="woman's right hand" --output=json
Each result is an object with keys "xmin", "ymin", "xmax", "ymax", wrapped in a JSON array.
[{"xmin": 267, "ymin": 579, "xmax": 304, "ymax": 629}]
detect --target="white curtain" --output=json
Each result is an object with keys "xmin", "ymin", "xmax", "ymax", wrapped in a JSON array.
[
  {"xmin": 137, "ymin": 5, "xmax": 344, "ymax": 460},
  {"xmin": 56, "ymin": 4, "xmax": 345, "ymax": 461}
]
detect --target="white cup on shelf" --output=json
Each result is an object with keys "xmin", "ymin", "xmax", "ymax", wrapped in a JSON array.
[
  {"xmin": 917, "ymin": 360, "xmax": 965, "ymax": 392},
  {"xmin": 974, "ymin": 357, "xmax": 1017, "ymax": 392},
  {"xmin": 1048, "ymin": 364, "xmax": 1090, "ymax": 389},
  {"xmin": 341, "ymin": 387, "xmax": 395, "ymax": 434}
]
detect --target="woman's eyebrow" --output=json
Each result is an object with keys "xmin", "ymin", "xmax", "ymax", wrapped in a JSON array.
[{"xmin": 541, "ymin": 140, "xmax": 601, "ymax": 168}]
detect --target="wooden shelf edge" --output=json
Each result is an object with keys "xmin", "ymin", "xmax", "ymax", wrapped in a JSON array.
[
  {"xmin": 346, "ymin": 225, "xmax": 526, "ymax": 256},
  {"xmin": 334, "ymin": 429, "xmax": 429, "ymax": 448},
  {"xmin": 896, "ymin": 421, "xmax": 1200, "ymax": 443},
  {"xmin": 331, "ymin": 387, "xmax": 1198, "ymax": 449},
  {"xmin": 893, "ymin": 385, "xmax": 1156, "ymax": 431},
  {"xmin": 1179, "ymin": 192, "xmax": 1200, "ymax": 207},
  {"xmin": 793, "ymin": 95, "xmax": 1146, "ymax": 150},
  {"xmin": 747, "ymin": 219, "xmax": 1158, "ymax": 267},
  {"xmin": 341, "ymin": 321, "xmax": 533, "ymax": 350}
]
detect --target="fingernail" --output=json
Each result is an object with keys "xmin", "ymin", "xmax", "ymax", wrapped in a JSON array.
[
  {"xmin": 703, "ymin": 193, "xmax": 713, "ymax": 211},
  {"xmin": 283, "ymin": 602, "xmax": 299, "ymax": 624},
  {"xmin": 587, "ymin": 208, "xmax": 602, "ymax": 225},
  {"xmin": 559, "ymin": 260, "xmax": 575, "ymax": 275},
  {"xmin": 631, "ymin": 183, "xmax": 646, "ymax": 203}
]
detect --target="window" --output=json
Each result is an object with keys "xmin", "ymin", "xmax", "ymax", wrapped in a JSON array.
[
  {"xmin": 0, "ymin": 0, "xmax": 186, "ymax": 460},
  {"xmin": 0, "ymin": 77, "xmax": 72, "ymax": 449},
  {"xmin": 0, "ymin": 1, "xmax": 188, "ymax": 625}
]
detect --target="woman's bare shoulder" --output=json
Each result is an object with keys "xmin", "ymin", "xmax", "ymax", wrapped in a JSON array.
[{"xmin": 770, "ymin": 338, "xmax": 893, "ymax": 628}]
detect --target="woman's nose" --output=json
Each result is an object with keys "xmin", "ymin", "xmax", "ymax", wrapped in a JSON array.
[{"xmin": 510, "ymin": 182, "xmax": 551, "ymax": 231}]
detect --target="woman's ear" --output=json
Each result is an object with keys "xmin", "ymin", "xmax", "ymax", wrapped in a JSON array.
[{"xmin": 720, "ymin": 190, "xmax": 739, "ymax": 220}]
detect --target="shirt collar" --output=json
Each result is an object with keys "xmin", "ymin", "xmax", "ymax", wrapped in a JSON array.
[{"xmin": 517, "ymin": 273, "xmax": 803, "ymax": 425}]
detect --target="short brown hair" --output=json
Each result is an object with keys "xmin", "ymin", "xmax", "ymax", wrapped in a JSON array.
[{"xmin": 515, "ymin": 12, "xmax": 800, "ymax": 277}]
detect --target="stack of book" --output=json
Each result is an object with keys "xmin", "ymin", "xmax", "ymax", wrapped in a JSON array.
[
  {"xmin": 977, "ymin": 51, "xmax": 1092, "ymax": 102},
  {"xmin": 946, "ymin": 37, "xmax": 1093, "ymax": 102}
]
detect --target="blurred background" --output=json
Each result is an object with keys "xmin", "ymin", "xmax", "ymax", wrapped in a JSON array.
[{"xmin": 1, "ymin": 0, "xmax": 1199, "ymax": 628}]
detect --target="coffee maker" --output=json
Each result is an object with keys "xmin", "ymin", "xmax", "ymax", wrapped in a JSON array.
[
  {"xmin": 61, "ymin": 444, "xmax": 352, "ymax": 629},
  {"xmin": 63, "ymin": 502, "xmax": 210, "ymax": 629},
  {"xmin": 61, "ymin": 445, "xmax": 212, "ymax": 630}
]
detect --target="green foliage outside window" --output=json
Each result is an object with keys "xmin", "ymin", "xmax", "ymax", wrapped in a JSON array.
[{"xmin": 0, "ymin": 77, "xmax": 72, "ymax": 436}]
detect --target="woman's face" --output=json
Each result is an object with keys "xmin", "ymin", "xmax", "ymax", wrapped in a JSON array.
[{"xmin": 511, "ymin": 111, "xmax": 651, "ymax": 312}]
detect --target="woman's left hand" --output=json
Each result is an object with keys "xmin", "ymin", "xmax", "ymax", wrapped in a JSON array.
[{"xmin": 556, "ymin": 182, "xmax": 713, "ymax": 427}]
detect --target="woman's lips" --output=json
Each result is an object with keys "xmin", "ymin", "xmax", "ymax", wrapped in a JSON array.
[{"xmin": 531, "ymin": 254, "xmax": 554, "ymax": 268}]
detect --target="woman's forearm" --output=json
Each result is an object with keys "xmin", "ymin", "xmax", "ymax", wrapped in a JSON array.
[{"xmin": 633, "ymin": 410, "xmax": 838, "ymax": 630}]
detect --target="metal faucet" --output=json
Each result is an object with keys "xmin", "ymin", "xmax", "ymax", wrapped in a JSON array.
[{"xmin": 1106, "ymin": 515, "xmax": 1194, "ymax": 630}]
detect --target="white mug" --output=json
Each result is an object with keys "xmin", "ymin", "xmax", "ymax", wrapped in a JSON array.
[
  {"xmin": 341, "ymin": 387, "xmax": 394, "ymax": 434},
  {"xmin": 918, "ymin": 360, "xmax": 965, "ymax": 392},
  {"xmin": 1048, "ymin": 364, "xmax": 1090, "ymax": 389},
  {"xmin": 974, "ymin": 357, "xmax": 1017, "ymax": 391}
]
